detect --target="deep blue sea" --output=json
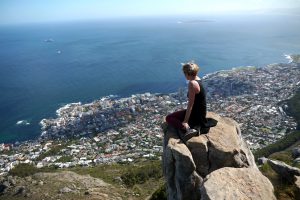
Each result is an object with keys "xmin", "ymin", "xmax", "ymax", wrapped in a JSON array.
[{"xmin": 1, "ymin": 14, "xmax": 300, "ymax": 143}]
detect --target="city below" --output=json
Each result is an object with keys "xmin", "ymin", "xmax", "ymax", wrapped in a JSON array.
[{"xmin": 0, "ymin": 55, "xmax": 299, "ymax": 176}]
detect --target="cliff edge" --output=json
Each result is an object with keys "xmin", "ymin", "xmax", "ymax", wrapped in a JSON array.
[{"xmin": 163, "ymin": 112, "xmax": 276, "ymax": 200}]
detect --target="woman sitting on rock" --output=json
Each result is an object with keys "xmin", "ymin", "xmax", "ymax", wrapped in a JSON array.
[{"xmin": 166, "ymin": 62, "xmax": 216, "ymax": 140}]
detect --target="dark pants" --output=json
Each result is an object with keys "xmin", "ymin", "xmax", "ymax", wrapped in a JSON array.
[
  {"xmin": 166, "ymin": 110, "xmax": 186, "ymax": 131},
  {"xmin": 166, "ymin": 109, "xmax": 208, "ymax": 129}
]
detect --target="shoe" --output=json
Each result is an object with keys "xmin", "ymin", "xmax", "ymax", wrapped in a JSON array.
[
  {"xmin": 183, "ymin": 128, "xmax": 199, "ymax": 141},
  {"xmin": 186, "ymin": 128, "xmax": 198, "ymax": 135},
  {"xmin": 194, "ymin": 126, "xmax": 201, "ymax": 134}
]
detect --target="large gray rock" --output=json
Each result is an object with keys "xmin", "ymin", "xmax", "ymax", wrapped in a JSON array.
[
  {"xmin": 268, "ymin": 159, "xmax": 300, "ymax": 182},
  {"xmin": 163, "ymin": 112, "xmax": 274, "ymax": 200},
  {"xmin": 186, "ymin": 112, "xmax": 257, "ymax": 176},
  {"xmin": 294, "ymin": 157, "xmax": 300, "ymax": 164},
  {"xmin": 200, "ymin": 167, "xmax": 276, "ymax": 200},
  {"xmin": 163, "ymin": 126, "xmax": 202, "ymax": 200},
  {"xmin": 292, "ymin": 146, "xmax": 300, "ymax": 158},
  {"xmin": 258, "ymin": 157, "xmax": 268, "ymax": 165}
]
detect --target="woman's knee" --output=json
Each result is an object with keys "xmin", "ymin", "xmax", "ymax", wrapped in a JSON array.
[{"xmin": 166, "ymin": 114, "xmax": 172, "ymax": 123}]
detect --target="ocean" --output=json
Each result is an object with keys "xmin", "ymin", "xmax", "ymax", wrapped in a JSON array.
[{"xmin": 1, "ymin": 14, "xmax": 300, "ymax": 143}]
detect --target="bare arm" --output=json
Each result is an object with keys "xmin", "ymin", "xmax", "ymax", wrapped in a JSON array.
[{"xmin": 182, "ymin": 81, "xmax": 196, "ymax": 129}]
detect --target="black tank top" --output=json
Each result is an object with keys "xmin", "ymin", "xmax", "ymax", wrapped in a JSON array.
[{"xmin": 188, "ymin": 79, "xmax": 207, "ymax": 126}]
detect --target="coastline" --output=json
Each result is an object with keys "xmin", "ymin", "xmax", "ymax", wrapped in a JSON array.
[
  {"xmin": 2, "ymin": 53, "xmax": 300, "ymax": 145},
  {"xmin": 2, "ymin": 13, "xmax": 300, "ymax": 144},
  {"xmin": 0, "ymin": 54, "xmax": 299, "ymax": 175},
  {"xmin": 38, "ymin": 54, "xmax": 300, "ymax": 148}
]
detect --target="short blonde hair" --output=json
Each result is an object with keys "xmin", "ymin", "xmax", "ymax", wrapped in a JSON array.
[{"xmin": 182, "ymin": 62, "xmax": 199, "ymax": 76}]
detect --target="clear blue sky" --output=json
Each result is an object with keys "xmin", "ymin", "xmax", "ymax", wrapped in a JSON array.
[{"xmin": 1, "ymin": 0, "xmax": 299, "ymax": 24}]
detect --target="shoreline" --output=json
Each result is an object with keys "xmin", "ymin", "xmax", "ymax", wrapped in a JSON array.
[
  {"xmin": 39, "ymin": 55, "xmax": 300, "ymax": 145},
  {"xmin": 1, "ymin": 54, "xmax": 300, "ymax": 146},
  {"xmin": 0, "ymin": 55, "xmax": 299, "ymax": 174}
]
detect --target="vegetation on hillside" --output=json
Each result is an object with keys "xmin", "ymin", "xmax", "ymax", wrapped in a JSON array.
[
  {"xmin": 253, "ymin": 131, "xmax": 300, "ymax": 159},
  {"xmin": 260, "ymin": 162, "xmax": 300, "ymax": 200},
  {"xmin": 149, "ymin": 184, "xmax": 167, "ymax": 200},
  {"xmin": 255, "ymin": 89, "xmax": 300, "ymax": 200},
  {"xmin": 36, "ymin": 143, "xmax": 66, "ymax": 161},
  {"xmin": 254, "ymin": 89, "xmax": 300, "ymax": 159},
  {"xmin": 8, "ymin": 160, "xmax": 164, "ymax": 199},
  {"xmin": 255, "ymin": 141, "xmax": 300, "ymax": 200},
  {"xmin": 8, "ymin": 163, "xmax": 57, "ymax": 177},
  {"xmin": 120, "ymin": 161, "xmax": 162, "ymax": 187},
  {"xmin": 286, "ymin": 89, "xmax": 300, "ymax": 127}
]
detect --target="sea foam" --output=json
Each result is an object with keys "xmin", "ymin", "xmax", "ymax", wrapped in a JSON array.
[
  {"xmin": 284, "ymin": 54, "xmax": 293, "ymax": 63},
  {"xmin": 16, "ymin": 120, "xmax": 30, "ymax": 126}
]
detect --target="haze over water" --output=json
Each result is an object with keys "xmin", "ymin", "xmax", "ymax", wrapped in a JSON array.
[{"xmin": 1, "ymin": 14, "xmax": 300, "ymax": 143}]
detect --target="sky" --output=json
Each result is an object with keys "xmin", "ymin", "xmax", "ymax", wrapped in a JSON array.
[{"xmin": 1, "ymin": 0, "xmax": 300, "ymax": 24}]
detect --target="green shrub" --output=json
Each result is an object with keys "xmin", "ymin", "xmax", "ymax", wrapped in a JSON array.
[
  {"xmin": 56, "ymin": 155, "xmax": 73, "ymax": 163},
  {"xmin": 269, "ymin": 151, "xmax": 293, "ymax": 165},
  {"xmin": 8, "ymin": 163, "xmax": 58, "ymax": 177},
  {"xmin": 36, "ymin": 144, "xmax": 65, "ymax": 161},
  {"xmin": 260, "ymin": 162, "xmax": 270, "ymax": 173},
  {"xmin": 121, "ymin": 161, "xmax": 163, "ymax": 187},
  {"xmin": 9, "ymin": 163, "xmax": 39, "ymax": 177},
  {"xmin": 286, "ymin": 89, "xmax": 300, "ymax": 125}
]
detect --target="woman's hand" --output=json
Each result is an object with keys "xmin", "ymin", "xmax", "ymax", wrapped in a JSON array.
[{"xmin": 182, "ymin": 122, "xmax": 190, "ymax": 130}]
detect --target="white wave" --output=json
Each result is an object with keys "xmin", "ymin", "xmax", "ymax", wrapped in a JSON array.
[
  {"xmin": 56, "ymin": 102, "xmax": 82, "ymax": 116},
  {"xmin": 16, "ymin": 120, "xmax": 30, "ymax": 126},
  {"xmin": 284, "ymin": 54, "xmax": 293, "ymax": 63}
]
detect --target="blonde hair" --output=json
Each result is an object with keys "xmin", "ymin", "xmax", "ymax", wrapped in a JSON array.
[{"xmin": 182, "ymin": 62, "xmax": 200, "ymax": 76}]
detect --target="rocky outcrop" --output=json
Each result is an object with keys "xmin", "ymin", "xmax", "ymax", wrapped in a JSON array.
[
  {"xmin": 267, "ymin": 158, "xmax": 300, "ymax": 196},
  {"xmin": 267, "ymin": 159, "xmax": 300, "ymax": 182},
  {"xmin": 163, "ymin": 112, "xmax": 275, "ymax": 200},
  {"xmin": 163, "ymin": 127, "xmax": 202, "ymax": 200},
  {"xmin": 292, "ymin": 146, "xmax": 300, "ymax": 158},
  {"xmin": 200, "ymin": 167, "xmax": 276, "ymax": 200}
]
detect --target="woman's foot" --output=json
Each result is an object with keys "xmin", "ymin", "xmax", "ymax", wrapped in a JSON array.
[
  {"xmin": 177, "ymin": 128, "xmax": 198, "ymax": 142},
  {"xmin": 183, "ymin": 128, "xmax": 199, "ymax": 141},
  {"xmin": 194, "ymin": 125, "xmax": 210, "ymax": 135}
]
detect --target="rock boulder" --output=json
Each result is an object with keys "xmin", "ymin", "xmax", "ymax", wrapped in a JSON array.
[
  {"xmin": 268, "ymin": 159, "xmax": 300, "ymax": 182},
  {"xmin": 185, "ymin": 113, "xmax": 257, "ymax": 177},
  {"xmin": 200, "ymin": 167, "xmax": 276, "ymax": 200},
  {"xmin": 163, "ymin": 112, "xmax": 275, "ymax": 200},
  {"xmin": 163, "ymin": 126, "xmax": 202, "ymax": 200}
]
